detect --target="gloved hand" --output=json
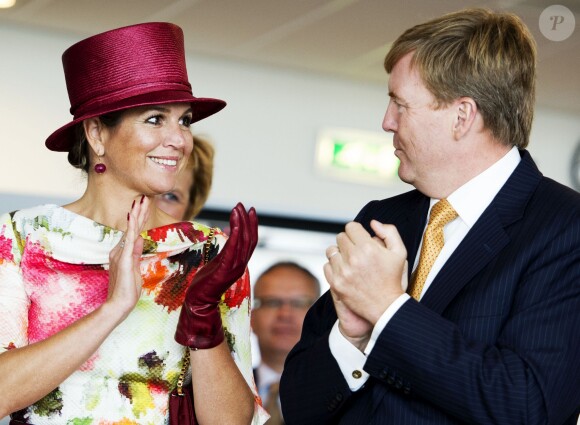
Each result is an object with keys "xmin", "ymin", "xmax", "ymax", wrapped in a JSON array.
[{"xmin": 175, "ymin": 202, "xmax": 258, "ymax": 349}]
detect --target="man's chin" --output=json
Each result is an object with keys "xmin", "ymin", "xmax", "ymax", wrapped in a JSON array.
[
  {"xmin": 397, "ymin": 169, "xmax": 413, "ymax": 185},
  {"xmin": 272, "ymin": 338, "xmax": 300, "ymax": 352}
]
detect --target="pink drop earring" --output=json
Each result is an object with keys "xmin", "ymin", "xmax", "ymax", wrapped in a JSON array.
[{"xmin": 94, "ymin": 156, "xmax": 106, "ymax": 174}]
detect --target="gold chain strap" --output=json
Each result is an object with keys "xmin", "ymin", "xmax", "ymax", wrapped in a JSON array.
[
  {"xmin": 176, "ymin": 349, "xmax": 190, "ymax": 396},
  {"xmin": 176, "ymin": 227, "xmax": 216, "ymax": 396},
  {"xmin": 204, "ymin": 227, "xmax": 215, "ymax": 265}
]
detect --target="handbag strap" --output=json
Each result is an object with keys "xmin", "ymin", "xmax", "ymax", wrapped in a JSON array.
[
  {"xmin": 176, "ymin": 349, "xmax": 190, "ymax": 396},
  {"xmin": 203, "ymin": 227, "xmax": 215, "ymax": 265},
  {"xmin": 176, "ymin": 227, "xmax": 215, "ymax": 396}
]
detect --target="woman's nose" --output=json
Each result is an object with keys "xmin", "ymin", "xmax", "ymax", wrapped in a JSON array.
[{"xmin": 165, "ymin": 124, "xmax": 189, "ymax": 149}]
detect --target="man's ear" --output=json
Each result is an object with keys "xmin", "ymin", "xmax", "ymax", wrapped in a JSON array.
[
  {"xmin": 83, "ymin": 117, "xmax": 105, "ymax": 156},
  {"xmin": 453, "ymin": 97, "xmax": 478, "ymax": 140}
]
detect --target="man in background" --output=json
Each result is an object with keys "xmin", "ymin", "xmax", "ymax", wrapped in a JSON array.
[{"xmin": 252, "ymin": 261, "xmax": 320, "ymax": 424}]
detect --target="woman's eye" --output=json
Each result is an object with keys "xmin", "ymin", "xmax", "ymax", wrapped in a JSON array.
[
  {"xmin": 146, "ymin": 115, "xmax": 162, "ymax": 125},
  {"xmin": 162, "ymin": 192, "xmax": 180, "ymax": 203},
  {"xmin": 180, "ymin": 115, "xmax": 193, "ymax": 128}
]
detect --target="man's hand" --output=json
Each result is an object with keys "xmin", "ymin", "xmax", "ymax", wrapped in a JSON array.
[
  {"xmin": 330, "ymin": 290, "xmax": 373, "ymax": 351},
  {"xmin": 324, "ymin": 220, "xmax": 408, "ymax": 342}
]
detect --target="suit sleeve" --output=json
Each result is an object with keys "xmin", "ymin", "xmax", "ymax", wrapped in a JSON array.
[{"xmin": 280, "ymin": 196, "xmax": 422, "ymax": 424}]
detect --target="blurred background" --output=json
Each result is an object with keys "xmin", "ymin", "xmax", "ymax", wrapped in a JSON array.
[{"xmin": 0, "ymin": 0, "xmax": 578, "ymax": 422}]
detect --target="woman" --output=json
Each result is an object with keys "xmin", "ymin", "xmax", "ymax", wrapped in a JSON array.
[
  {"xmin": 0, "ymin": 22, "xmax": 268, "ymax": 424},
  {"xmin": 156, "ymin": 135, "xmax": 215, "ymax": 221}
]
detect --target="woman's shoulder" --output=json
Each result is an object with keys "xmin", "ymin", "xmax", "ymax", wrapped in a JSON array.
[
  {"xmin": 5, "ymin": 204, "xmax": 64, "ymax": 232},
  {"xmin": 6, "ymin": 204, "xmax": 127, "ymax": 264},
  {"xmin": 6, "ymin": 203, "xmax": 59, "ymax": 219},
  {"xmin": 8, "ymin": 204, "xmax": 105, "ymax": 236}
]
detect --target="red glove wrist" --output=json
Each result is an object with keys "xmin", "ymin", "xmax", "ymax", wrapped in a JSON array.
[{"xmin": 175, "ymin": 203, "xmax": 258, "ymax": 349}]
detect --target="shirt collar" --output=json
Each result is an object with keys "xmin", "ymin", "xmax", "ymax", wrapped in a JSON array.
[
  {"xmin": 441, "ymin": 146, "xmax": 521, "ymax": 228},
  {"xmin": 257, "ymin": 362, "xmax": 282, "ymax": 391}
]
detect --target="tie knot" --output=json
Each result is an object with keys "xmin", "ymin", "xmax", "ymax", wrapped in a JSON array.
[{"xmin": 428, "ymin": 199, "xmax": 458, "ymax": 228}]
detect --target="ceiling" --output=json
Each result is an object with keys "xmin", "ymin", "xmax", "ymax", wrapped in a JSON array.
[{"xmin": 1, "ymin": 0, "xmax": 579, "ymax": 115}]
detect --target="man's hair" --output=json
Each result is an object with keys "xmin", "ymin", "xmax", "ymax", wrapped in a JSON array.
[
  {"xmin": 256, "ymin": 261, "xmax": 321, "ymax": 297},
  {"xmin": 385, "ymin": 8, "xmax": 536, "ymax": 148}
]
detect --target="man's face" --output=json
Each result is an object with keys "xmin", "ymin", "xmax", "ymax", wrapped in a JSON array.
[
  {"xmin": 382, "ymin": 52, "xmax": 458, "ymax": 195},
  {"xmin": 251, "ymin": 267, "xmax": 318, "ymax": 360}
]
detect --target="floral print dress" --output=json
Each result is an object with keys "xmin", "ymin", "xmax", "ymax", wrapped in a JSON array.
[{"xmin": 0, "ymin": 204, "xmax": 268, "ymax": 425}]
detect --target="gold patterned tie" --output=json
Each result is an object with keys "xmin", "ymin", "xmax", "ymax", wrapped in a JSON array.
[{"xmin": 409, "ymin": 199, "xmax": 458, "ymax": 300}]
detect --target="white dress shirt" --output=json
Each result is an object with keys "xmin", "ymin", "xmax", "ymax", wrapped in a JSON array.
[
  {"xmin": 256, "ymin": 362, "xmax": 282, "ymax": 403},
  {"xmin": 329, "ymin": 147, "xmax": 521, "ymax": 390}
]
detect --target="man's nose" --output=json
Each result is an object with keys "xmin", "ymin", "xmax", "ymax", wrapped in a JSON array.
[{"xmin": 382, "ymin": 100, "xmax": 398, "ymax": 133}]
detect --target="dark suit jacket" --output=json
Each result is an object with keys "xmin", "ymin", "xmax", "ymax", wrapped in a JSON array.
[{"xmin": 280, "ymin": 151, "xmax": 580, "ymax": 424}]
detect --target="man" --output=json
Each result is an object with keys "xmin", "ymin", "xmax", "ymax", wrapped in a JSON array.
[
  {"xmin": 252, "ymin": 261, "xmax": 321, "ymax": 424},
  {"xmin": 280, "ymin": 8, "xmax": 580, "ymax": 425}
]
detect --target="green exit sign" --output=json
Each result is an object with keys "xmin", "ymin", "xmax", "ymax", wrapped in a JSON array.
[{"xmin": 315, "ymin": 128, "xmax": 399, "ymax": 185}]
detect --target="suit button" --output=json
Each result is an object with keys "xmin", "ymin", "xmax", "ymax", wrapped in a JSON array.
[
  {"xmin": 379, "ymin": 370, "xmax": 388, "ymax": 379},
  {"xmin": 395, "ymin": 378, "xmax": 403, "ymax": 389},
  {"xmin": 387, "ymin": 376, "xmax": 395, "ymax": 386},
  {"xmin": 403, "ymin": 385, "xmax": 411, "ymax": 395},
  {"xmin": 336, "ymin": 393, "xmax": 343, "ymax": 401},
  {"xmin": 352, "ymin": 370, "xmax": 362, "ymax": 379}
]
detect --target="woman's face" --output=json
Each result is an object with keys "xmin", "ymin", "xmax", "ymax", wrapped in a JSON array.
[
  {"xmin": 155, "ymin": 162, "xmax": 194, "ymax": 220},
  {"xmin": 100, "ymin": 103, "xmax": 194, "ymax": 197}
]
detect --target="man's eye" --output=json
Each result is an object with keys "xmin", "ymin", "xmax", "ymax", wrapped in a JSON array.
[{"xmin": 392, "ymin": 99, "xmax": 407, "ymax": 113}]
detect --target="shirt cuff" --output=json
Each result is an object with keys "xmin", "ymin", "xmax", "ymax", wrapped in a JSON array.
[
  {"xmin": 364, "ymin": 294, "xmax": 410, "ymax": 356},
  {"xmin": 328, "ymin": 321, "xmax": 370, "ymax": 391}
]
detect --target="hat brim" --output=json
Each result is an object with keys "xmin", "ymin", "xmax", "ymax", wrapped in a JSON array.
[{"xmin": 45, "ymin": 90, "xmax": 226, "ymax": 152}]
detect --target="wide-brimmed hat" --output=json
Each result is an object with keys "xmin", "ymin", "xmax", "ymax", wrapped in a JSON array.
[{"xmin": 45, "ymin": 22, "xmax": 226, "ymax": 152}]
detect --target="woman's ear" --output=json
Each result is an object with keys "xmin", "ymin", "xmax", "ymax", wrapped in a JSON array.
[
  {"xmin": 453, "ymin": 97, "xmax": 478, "ymax": 140},
  {"xmin": 83, "ymin": 117, "xmax": 105, "ymax": 156}
]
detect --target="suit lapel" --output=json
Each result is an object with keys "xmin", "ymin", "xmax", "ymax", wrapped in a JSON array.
[
  {"xmin": 420, "ymin": 208, "xmax": 509, "ymax": 313},
  {"xmin": 420, "ymin": 150, "xmax": 543, "ymax": 314},
  {"xmin": 398, "ymin": 194, "xmax": 430, "ymax": 282}
]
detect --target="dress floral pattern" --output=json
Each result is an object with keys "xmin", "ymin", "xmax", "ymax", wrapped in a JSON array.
[{"xmin": 0, "ymin": 204, "xmax": 268, "ymax": 425}]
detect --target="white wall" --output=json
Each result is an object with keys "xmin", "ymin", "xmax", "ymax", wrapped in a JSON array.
[{"xmin": 2, "ymin": 23, "xmax": 577, "ymax": 223}]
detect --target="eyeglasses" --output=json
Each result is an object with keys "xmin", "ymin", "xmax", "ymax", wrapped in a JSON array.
[{"xmin": 253, "ymin": 297, "xmax": 315, "ymax": 311}]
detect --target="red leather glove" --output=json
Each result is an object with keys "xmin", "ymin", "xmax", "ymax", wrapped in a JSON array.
[{"xmin": 175, "ymin": 202, "xmax": 258, "ymax": 349}]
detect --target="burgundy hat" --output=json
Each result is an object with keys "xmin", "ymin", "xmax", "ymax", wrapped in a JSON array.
[{"xmin": 45, "ymin": 22, "xmax": 226, "ymax": 152}]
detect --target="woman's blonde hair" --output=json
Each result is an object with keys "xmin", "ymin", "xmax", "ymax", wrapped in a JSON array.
[{"xmin": 185, "ymin": 136, "xmax": 215, "ymax": 219}]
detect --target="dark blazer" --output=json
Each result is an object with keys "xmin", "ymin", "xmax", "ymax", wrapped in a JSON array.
[{"xmin": 280, "ymin": 151, "xmax": 580, "ymax": 424}]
